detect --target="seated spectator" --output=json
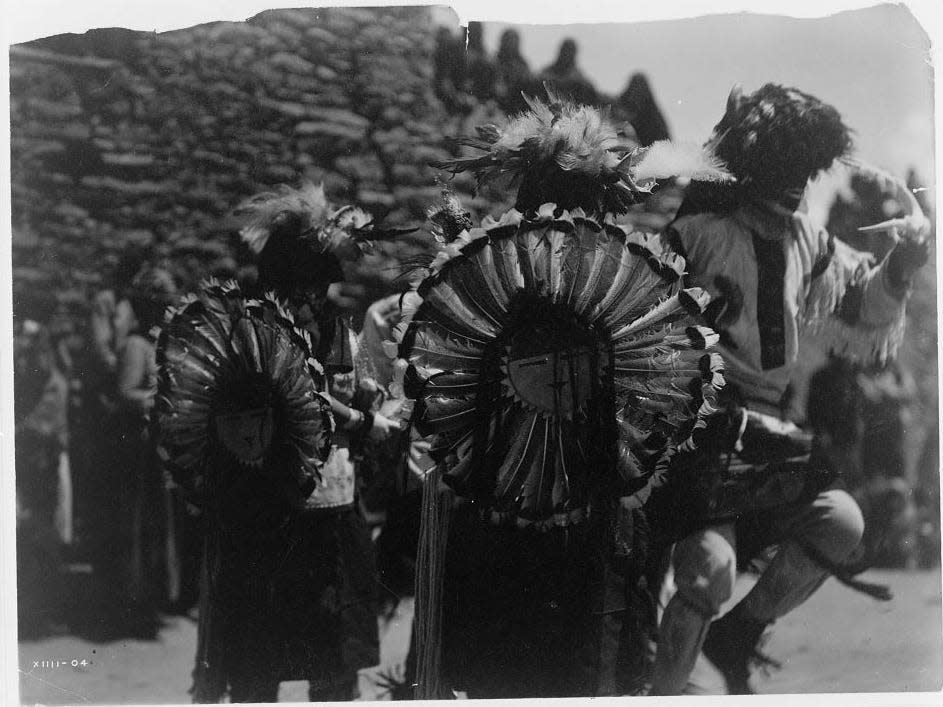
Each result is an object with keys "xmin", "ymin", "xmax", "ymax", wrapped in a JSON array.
[{"xmin": 615, "ymin": 73, "xmax": 671, "ymax": 146}]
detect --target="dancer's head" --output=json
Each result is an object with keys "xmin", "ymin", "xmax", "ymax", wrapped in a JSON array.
[{"xmin": 709, "ymin": 83, "xmax": 853, "ymax": 207}]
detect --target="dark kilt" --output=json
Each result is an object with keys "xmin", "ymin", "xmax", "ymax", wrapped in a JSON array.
[
  {"xmin": 439, "ymin": 504, "xmax": 630, "ymax": 698},
  {"xmin": 217, "ymin": 504, "xmax": 379, "ymax": 699}
]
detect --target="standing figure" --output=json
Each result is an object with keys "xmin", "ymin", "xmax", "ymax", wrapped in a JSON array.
[
  {"xmin": 494, "ymin": 29, "xmax": 534, "ymax": 113},
  {"xmin": 463, "ymin": 22, "xmax": 497, "ymax": 103},
  {"xmin": 615, "ymin": 73, "xmax": 671, "ymax": 147},
  {"xmin": 649, "ymin": 84, "xmax": 929, "ymax": 695},
  {"xmin": 111, "ymin": 267, "xmax": 178, "ymax": 638},
  {"xmin": 14, "ymin": 316, "xmax": 70, "ymax": 636},
  {"xmin": 158, "ymin": 184, "xmax": 403, "ymax": 702},
  {"xmin": 432, "ymin": 26, "xmax": 468, "ymax": 113},
  {"xmin": 235, "ymin": 186, "xmax": 404, "ymax": 701},
  {"xmin": 74, "ymin": 251, "xmax": 144, "ymax": 598},
  {"xmin": 538, "ymin": 38, "xmax": 599, "ymax": 106},
  {"xmin": 404, "ymin": 94, "xmax": 731, "ymax": 698}
]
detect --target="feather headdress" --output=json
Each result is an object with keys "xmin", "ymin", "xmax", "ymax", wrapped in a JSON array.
[
  {"xmin": 432, "ymin": 91, "xmax": 730, "ymax": 216},
  {"xmin": 708, "ymin": 83, "xmax": 853, "ymax": 199},
  {"xmin": 233, "ymin": 182, "xmax": 415, "ymax": 292}
]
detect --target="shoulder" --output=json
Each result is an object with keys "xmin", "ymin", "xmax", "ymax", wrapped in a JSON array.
[
  {"xmin": 672, "ymin": 211, "xmax": 732, "ymax": 230},
  {"xmin": 92, "ymin": 289, "xmax": 116, "ymax": 313},
  {"xmin": 123, "ymin": 334, "xmax": 153, "ymax": 357},
  {"xmin": 669, "ymin": 211, "xmax": 743, "ymax": 246}
]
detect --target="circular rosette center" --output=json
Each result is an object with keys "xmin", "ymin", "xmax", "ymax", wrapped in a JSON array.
[
  {"xmin": 503, "ymin": 299, "xmax": 606, "ymax": 420},
  {"xmin": 213, "ymin": 407, "xmax": 275, "ymax": 466},
  {"xmin": 506, "ymin": 348, "xmax": 594, "ymax": 419},
  {"xmin": 210, "ymin": 372, "xmax": 279, "ymax": 467}
]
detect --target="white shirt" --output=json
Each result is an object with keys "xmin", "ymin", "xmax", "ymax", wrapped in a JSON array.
[{"xmin": 669, "ymin": 201, "xmax": 907, "ymax": 417}]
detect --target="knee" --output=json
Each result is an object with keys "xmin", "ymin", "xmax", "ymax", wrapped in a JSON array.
[
  {"xmin": 810, "ymin": 490, "xmax": 866, "ymax": 561},
  {"xmin": 671, "ymin": 530, "xmax": 737, "ymax": 616}
]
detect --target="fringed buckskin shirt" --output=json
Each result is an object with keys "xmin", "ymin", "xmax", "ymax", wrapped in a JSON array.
[{"xmin": 667, "ymin": 201, "xmax": 907, "ymax": 418}]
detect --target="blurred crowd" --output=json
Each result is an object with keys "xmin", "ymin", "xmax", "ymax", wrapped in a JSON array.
[
  {"xmin": 15, "ymin": 249, "xmax": 195, "ymax": 639},
  {"xmin": 12, "ymin": 247, "xmax": 420, "ymax": 643},
  {"xmin": 433, "ymin": 23, "xmax": 671, "ymax": 147},
  {"xmin": 805, "ymin": 169, "xmax": 940, "ymax": 571}
]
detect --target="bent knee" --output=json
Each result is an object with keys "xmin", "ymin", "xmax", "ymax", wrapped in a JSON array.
[
  {"xmin": 672, "ymin": 530, "xmax": 737, "ymax": 616},
  {"xmin": 809, "ymin": 490, "xmax": 866, "ymax": 561}
]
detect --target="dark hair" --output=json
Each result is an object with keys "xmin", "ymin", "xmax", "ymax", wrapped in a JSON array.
[
  {"xmin": 254, "ymin": 210, "xmax": 344, "ymax": 299},
  {"xmin": 112, "ymin": 245, "xmax": 153, "ymax": 291},
  {"xmin": 710, "ymin": 83, "xmax": 853, "ymax": 199},
  {"xmin": 466, "ymin": 21, "xmax": 484, "ymax": 52},
  {"xmin": 497, "ymin": 29, "xmax": 520, "ymax": 58},
  {"xmin": 128, "ymin": 267, "xmax": 177, "ymax": 332}
]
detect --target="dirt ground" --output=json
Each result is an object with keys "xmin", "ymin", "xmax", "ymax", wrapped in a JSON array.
[{"xmin": 16, "ymin": 569, "xmax": 943, "ymax": 704}]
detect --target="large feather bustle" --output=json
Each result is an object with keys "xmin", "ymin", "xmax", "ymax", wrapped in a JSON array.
[
  {"xmin": 433, "ymin": 92, "xmax": 730, "ymax": 216},
  {"xmin": 392, "ymin": 206, "xmax": 724, "ymax": 527}
]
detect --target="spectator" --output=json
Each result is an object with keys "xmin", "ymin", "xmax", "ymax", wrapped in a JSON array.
[
  {"xmin": 14, "ymin": 317, "xmax": 70, "ymax": 636},
  {"xmin": 616, "ymin": 73, "xmax": 671, "ymax": 146},
  {"xmin": 539, "ymin": 38, "xmax": 598, "ymax": 106},
  {"xmin": 73, "ymin": 249, "xmax": 147, "ymax": 573},
  {"xmin": 90, "ymin": 250, "xmax": 145, "ymax": 377},
  {"xmin": 433, "ymin": 26, "xmax": 468, "ymax": 113},
  {"xmin": 494, "ymin": 29, "xmax": 533, "ymax": 113},
  {"xmin": 856, "ymin": 361, "xmax": 920, "ymax": 568},
  {"xmin": 107, "ymin": 266, "xmax": 178, "ymax": 638},
  {"xmin": 464, "ymin": 22, "xmax": 497, "ymax": 102}
]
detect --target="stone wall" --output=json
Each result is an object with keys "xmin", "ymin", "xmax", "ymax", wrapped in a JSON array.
[{"xmin": 10, "ymin": 6, "xmax": 505, "ymax": 324}]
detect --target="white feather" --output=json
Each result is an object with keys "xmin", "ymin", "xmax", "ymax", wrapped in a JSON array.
[
  {"xmin": 235, "ymin": 182, "xmax": 332, "ymax": 253},
  {"xmin": 240, "ymin": 224, "xmax": 273, "ymax": 255},
  {"xmin": 630, "ymin": 140, "xmax": 732, "ymax": 183},
  {"xmin": 494, "ymin": 96, "xmax": 623, "ymax": 177}
]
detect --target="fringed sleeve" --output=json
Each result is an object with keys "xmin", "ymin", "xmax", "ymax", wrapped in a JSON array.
[{"xmin": 800, "ymin": 233, "xmax": 908, "ymax": 363}]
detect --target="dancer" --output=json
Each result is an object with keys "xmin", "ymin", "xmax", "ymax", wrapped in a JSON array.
[
  {"xmin": 649, "ymin": 83, "xmax": 930, "ymax": 695},
  {"xmin": 157, "ymin": 184, "xmax": 404, "ymax": 702},
  {"xmin": 397, "ymin": 93, "xmax": 731, "ymax": 698}
]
